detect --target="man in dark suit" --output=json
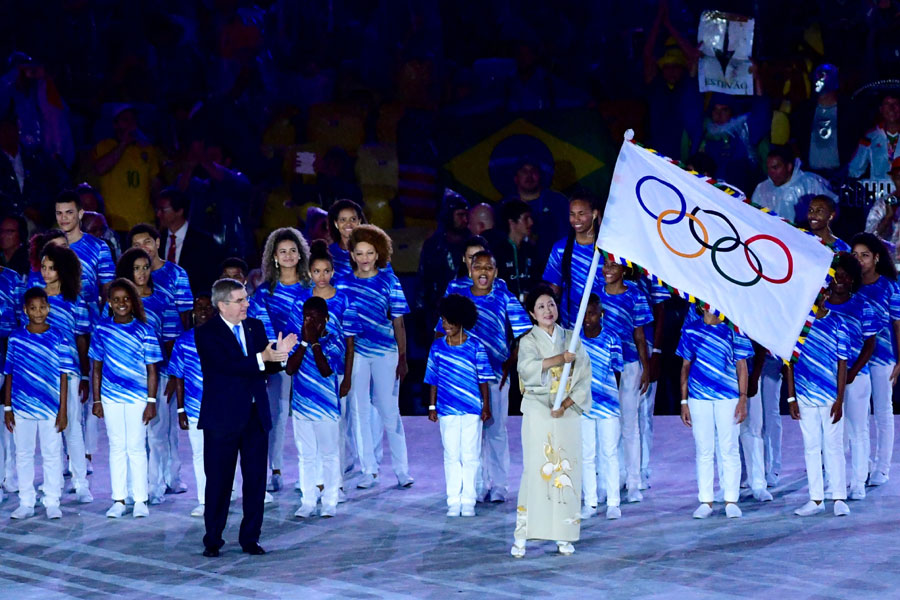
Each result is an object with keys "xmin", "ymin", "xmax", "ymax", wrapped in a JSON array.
[
  {"xmin": 195, "ymin": 278, "xmax": 296, "ymax": 557},
  {"xmin": 156, "ymin": 188, "xmax": 223, "ymax": 295}
]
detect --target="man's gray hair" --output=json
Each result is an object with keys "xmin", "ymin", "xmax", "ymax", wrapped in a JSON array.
[{"xmin": 211, "ymin": 278, "xmax": 245, "ymax": 308}]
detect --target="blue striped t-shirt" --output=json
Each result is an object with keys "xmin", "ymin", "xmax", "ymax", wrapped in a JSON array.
[
  {"xmin": 167, "ymin": 329, "xmax": 203, "ymax": 420},
  {"xmin": 676, "ymin": 321, "xmax": 754, "ymax": 401},
  {"xmin": 3, "ymin": 327, "xmax": 67, "ymax": 419},
  {"xmin": 89, "ymin": 318, "xmax": 163, "ymax": 404},
  {"xmin": 335, "ymin": 269, "xmax": 408, "ymax": 358},
  {"xmin": 290, "ymin": 333, "xmax": 343, "ymax": 421},
  {"xmin": 599, "ymin": 282, "xmax": 653, "ymax": 364},
  {"xmin": 855, "ymin": 276, "xmax": 900, "ymax": 366},
  {"xmin": 581, "ymin": 329, "xmax": 624, "ymax": 419},
  {"xmin": 825, "ymin": 294, "xmax": 879, "ymax": 376},
  {"xmin": 793, "ymin": 311, "xmax": 851, "ymax": 407},
  {"xmin": 424, "ymin": 336, "xmax": 493, "ymax": 416}
]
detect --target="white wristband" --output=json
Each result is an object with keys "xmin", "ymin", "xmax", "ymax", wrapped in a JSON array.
[
  {"xmin": 177, "ymin": 408, "xmax": 185, "ymax": 414},
  {"xmin": 81, "ymin": 375, "xmax": 90, "ymax": 381},
  {"xmin": 787, "ymin": 396, "xmax": 797, "ymax": 403},
  {"xmin": 3, "ymin": 405, "xmax": 11, "ymax": 412},
  {"xmin": 146, "ymin": 397, "xmax": 157, "ymax": 404},
  {"xmin": 428, "ymin": 405, "xmax": 436, "ymax": 411},
  {"xmin": 300, "ymin": 340, "xmax": 308, "ymax": 348},
  {"xmin": 680, "ymin": 399, "xmax": 688, "ymax": 405},
  {"xmin": 652, "ymin": 348, "xmax": 662, "ymax": 354}
]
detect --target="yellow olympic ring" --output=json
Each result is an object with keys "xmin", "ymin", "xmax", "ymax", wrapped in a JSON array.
[{"xmin": 656, "ymin": 209, "xmax": 708, "ymax": 259}]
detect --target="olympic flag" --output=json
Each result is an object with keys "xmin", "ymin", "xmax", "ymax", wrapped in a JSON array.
[{"xmin": 597, "ymin": 138, "xmax": 835, "ymax": 359}]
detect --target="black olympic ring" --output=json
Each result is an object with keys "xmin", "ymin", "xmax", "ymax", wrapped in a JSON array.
[
  {"xmin": 689, "ymin": 206, "xmax": 740, "ymax": 252},
  {"xmin": 710, "ymin": 236, "xmax": 763, "ymax": 287}
]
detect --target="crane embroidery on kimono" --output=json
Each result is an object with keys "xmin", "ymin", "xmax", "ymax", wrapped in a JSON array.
[{"xmin": 540, "ymin": 433, "xmax": 575, "ymax": 503}]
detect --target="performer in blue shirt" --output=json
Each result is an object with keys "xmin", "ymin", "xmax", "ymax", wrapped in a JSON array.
[
  {"xmin": 170, "ymin": 294, "xmax": 215, "ymax": 517},
  {"xmin": 130, "ymin": 223, "xmax": 192, "ymax": 496},
  {"xmin": 252, "ymin": 227, "xmax": 310, "ymax": 493},
  {"xmin": 426, "ymin": 294, "xmax": 492, "ymax": 517},
  {"xmin": 90, "ymin": 279, "xmax": 163, "ymax": 519},
  {"xmin": 435, "ymin": 250, "xmax": 532, "ymax": 503},
  {"xmin": 41, "ymin": 244, "xmax": 93, "ymax": 504},
  {"xmin": 286, "ymin": 297, "xmax": 345, "ymax": 518},
  {"xmin": 336, "ymin": 224, "xmax": 412, "ymax": 489},
  {"xmin": 851, "ymin": 233, "xmax": 900, "ymax": 487},
  {"xmin": 786, "ymin": 304, "xmax": 851, "ymax": 517},
  {"xmin": 3, "ymin": 287, "xmax": 68, "ymax": 520},
  {"xmin": 579, "ymin": 294, "xmax": 625, "ymax": 521},
  {"xmin": 807, "ymin": 195, "xmax": 851, "ymax": 253},
  {"xmin": 327, "ymin": 199, "xmax": 366, "ymax": 279},
  {"xmin": 0, "ymin": 264, "xmax": 22, "ymax": 498},
  {"xmin": 599, "ymin": 257, "xmax": 652, "ymax": 503},
  {"xmin": 825, "ymin": 253, "xmax": 878, "ymax": 500},
  {"xmin": 678, "ymin": 309, "xmax": 752, "ymax": 519},
  {"xmin": 444, "ymin": 236, "xmax": 508, "ymax": 297}
]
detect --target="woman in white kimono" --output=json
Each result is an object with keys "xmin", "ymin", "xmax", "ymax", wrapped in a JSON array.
[{"xmin": 512, "ymin": 284, "xmax": 592, "ymax": 558}]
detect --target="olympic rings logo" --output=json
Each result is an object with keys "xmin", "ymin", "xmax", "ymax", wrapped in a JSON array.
[{"xmin": 636, "ymin": 176, "xmax": 793, "ymax": 287}]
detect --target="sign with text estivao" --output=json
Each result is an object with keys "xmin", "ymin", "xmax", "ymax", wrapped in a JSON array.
[{"xmin": 698, "ymin": 11, "xmax": 754, "ymax": 96}]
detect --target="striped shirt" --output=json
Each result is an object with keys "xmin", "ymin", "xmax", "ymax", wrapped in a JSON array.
[
  {"xmin": 151, "ymin": 261, "xmax": 191, "ymax": 341},
  {"xmin": 425, "ymin": 336, "xmax": 493, "ymax": 416},
  {"xmin": 3, "ymin": 327, "xmax": 66, "ymax": 419},
  {"xmin": 825, "ymin": 294, "xmax": 879, "ymax": 376},
  {"xmin": 70, "ymin": 233, "xmax": 115, "ymax": 322},
  {"xmin": 335, "ymin": 270, "xmax": 408, "ymax": 357},
  {"xmin": 542, "ymin": 238, "xmax": 602, "ymax": 328},
  {"xmin": 46, "ymin": 294, "xmax": 91, "ymax": 375},
  {"xmin": 289, "ymin": 333, "xmax": 343, "ymax": 420},
  {"xmin": 89, "ymin": 318, "xmax": 163, "ymax": 404},
  {"xmin": 855, "ymin": 276, "xmax": 900, "ymax": 366},
  {"xmin": 288, "ymin": 289, "xmax": 355, "ymax": 374},
  {"xmin": 167, "ymin": 329, "xmax": 203, "ymax": 420},
  {"xmin": 581, "ymin": 329, "xmax": 624, "ymax": 419},
  {"xmin": 677, "ymin": 321, "xmax": 754, "ymax": 401},
  {"xmin": 599, "ymin": 282, "xmax": 653, "ymax": 364},
  {"xmin": 793, "ymin": 311, "xmax": 851, "ymax": 407},
  {"xmin": 250, "ymin": 281, "xmax": 308, "ymax": 341}
]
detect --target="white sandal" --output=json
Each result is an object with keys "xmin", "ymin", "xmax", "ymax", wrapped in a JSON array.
[
  {"xmin": 556, "ymin": 541, "xmax": 575, "ymax": 555},
  {"xmin": 510, "ymin": 541, "xmax": 526, "ymax": 558}
]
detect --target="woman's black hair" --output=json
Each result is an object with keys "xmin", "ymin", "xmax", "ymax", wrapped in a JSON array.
[
  {"xmin": 41, "ymin": 244, "xmax": 82, "ymax": 302},
  {"xmin": 107, "ymin": 277, "xmax": 147, "ymax": 323},
  {"xmin": 439, "ymin": 293, "xmax": 478, "ymax": 330},
  {"xmin": 457, "ymin": 235, "xmax": 489, "ymax": 277},
  {"xmin": 525, "ymin": 283, "xmax": 558, "ymax": 317},
  {"xmin": 327, "ymin": 199, "xmax": 366, "ymax": 247},
  {"xmin": 560, "ymin": 193, "xmax": 600, "ymax": 319},
  {"xmin": 116, "ymin": 247, "xmax": 155, "ymax": 291},
  {"xmin": 309, "ymin": 238, "xmax": 334, "ymax": 267},
  {"xmin": 834, "ymin": 251, "xmax": 863, "ymax": 293},
  {"xmin": 851, "ymin": 232, "xmax": 898, "ymax": 281}
]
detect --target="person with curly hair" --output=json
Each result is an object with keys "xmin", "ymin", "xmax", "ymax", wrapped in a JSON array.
[
  {"xmin": 26, "ymin": 229, "xmax": 66, "ymax": 290},
  {"xmin": 251, "ymin": 227, "xmax": 310, "ymax": 492},
  {"xmin": 40, "ymin": 244, "xmax": 93, "ymax": 504},
  {"xmin": 425, "ymin": 293, "xmax": 492, "ymax": 517},
  {"xmin": 335, "ymin": 224, "xmax": 412, "ymax": 489}
]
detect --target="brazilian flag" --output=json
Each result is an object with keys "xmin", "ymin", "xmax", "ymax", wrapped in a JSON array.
[{"xmin": 438, "ymin": 109, "xmax": 616, "ymax": 204}]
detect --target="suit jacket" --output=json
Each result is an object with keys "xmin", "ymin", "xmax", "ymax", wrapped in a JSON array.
[
  {"xmin": 162, "ymin": 225, "xmax": 223, "ymax": 296},
  {"xmin": 196, "ymin": 316, "xmax": 276, "ymax": 433}
]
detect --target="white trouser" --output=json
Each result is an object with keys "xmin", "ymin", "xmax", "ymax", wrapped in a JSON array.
[
  {"xmin": 869, "ymin": 362, "xmax": 895, "ymax": 477},
  {"xmin": 293, "ymin": 416, "xmax": 341, "ymax": 508},
  {"xmin": 476, "ymin": 380, "xmax": 509, "ymax": 497},
  {"xmin": 14, "ymin": 417, "xmax": 63, "ymax": 508},
  {"xmin": 439, "ymin": 414, "xmax": 482, "ymax": 508},
  {"xmin": 187, "ymin": 418, "xmax": 205, "ymax": 504},
  {"xmin": 339, "ymin": 394, "xmax": 356, "ymax": 473},
  {"xmin": 844, "ymin": 372, "xmax": 872, "ymax": 490},
  {"xmin": 349, "ymin": 351, "xmax": 409, "ymax": 480},
  {"xmin": 618, "ymin": 361, "xmax": 643, "ymax": 491},
  {"xmin": 371, "ymin": 403, "xmax": 385, "ymax": 467},
  {"xmin": 166, "ymin": 393, "xmax": 182, "ymax": 486},
  {"xmin": 83, "ymin": 365, "xmax": 99, "ymax": 455},
  {"xmin": 689, "ymin": 398, "xmax": 741, "ymax": 504},
  {"xmin": 62, "ymin": 373, "xmax": 89, "ymax": 493},
  {"xmin": 760, "ymin": 358, "xmax": 783, "ymax": 480},
  {"xmin": 103, "ymin": 400, "xmax": 149, "ymax": 502},
  {"xmin": 267, "ymin": 371, "xmax": 291, "ymax": 473},
  {"xmin": 147, "ymin": 373, "xmax": 170, "ymax": 497},
  {"xmin": 798, "ymin": 402, "xmax": 846, "ymax": 501},
  {"xmin": 0, "ymin": 372, "xmax": 13, "ymax": 489},
  {"xmin": 639, "ymin": 378, "xmax": 657, "ymax": 481},
  {"xmin": 739, "ymin": 390, "xmax": 766, "ymax": 491},
  {"xmin": 581, "ymin": 415, "xmax": 621, "ymax": 507}
]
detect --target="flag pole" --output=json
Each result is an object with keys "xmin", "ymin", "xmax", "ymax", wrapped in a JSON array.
[{"xmin": 552, "ymin": 241, "xmax": 602, "ymax": 410}]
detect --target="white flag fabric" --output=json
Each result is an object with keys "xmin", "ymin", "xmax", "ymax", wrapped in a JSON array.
[{"xmin": 597, "ymin": 139, "xmax": 835, "ymax": 359}]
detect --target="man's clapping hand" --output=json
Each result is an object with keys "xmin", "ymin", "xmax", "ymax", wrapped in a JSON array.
[{"xmin": 262, "ymin": 332, "xmax": 298, "ymax": 362}]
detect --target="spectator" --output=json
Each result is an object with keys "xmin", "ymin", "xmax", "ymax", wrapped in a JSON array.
[
  {"xmin": 686, "ymin": 152, "xmax": 718, "ymax": 179},
  {"xmin": 294, "ymin": 147, "xmax": 363, "ymax": 212},
  {"xmin": 0, "ymin": 215, "xmax": 28, "ymax": 275},
  {"xmin": 155, "ymin": 188, "xmax": 224, "ymax": 296},
  {"xmin": 90, "ymin": 105, "xmax": 161, "ymax": 233},
  {"xmin": 849, "ymin": 93, "xmax": 900, "ymax": 180},
  {"xmin": 175, "ymin": 136, "xmax": 252, "ymax": 260},
  {"xmin": 791, "ymin": 64, "xmax": 857, "ymax": 179},
  {"xmin": 75, "ymin": 183, "xmax": 106, "ymax": 215},
  {"xmin": 864, "ymin": 157, "xmax": 900, "ymax": 257},
  {"xmin": 700, "ymin": 94, "xmax": 770, "ymax": 194},
  {"xmin": 489, "ymin": 199, "xmax": 539, "ymax": 303},
  {"xmin": 508, "ymin": 158, "xmax": 569, "ymax": 274},
  {"xmin": 81, "ymin": 211, "xmax": 122, "ymax": 263},
  {"xmin": 643, "ymin": 1, "xmax": 703, "ymax": 161},
  {"xmin": 305, "ymin": 207, "xmax": 330, "ymax": 243},
  {"xmin": 752, "ymin": 146, "xmax": 836, "ymax": 224},
  {"xmin": 417, "ymin": 191, "xmax": 470, "ymax": 321},
  {"xmin": 0, "ymin": 111, "xmax": 67, "ymax": 226},
  {"xmin": 468, "ymin": 203, "xmax": 495, "ymax": 237}
]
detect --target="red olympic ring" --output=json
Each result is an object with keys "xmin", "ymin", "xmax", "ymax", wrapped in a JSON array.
[{"xmin": 743, "ymin": 235, "xmax": 793, "ymax": 284}]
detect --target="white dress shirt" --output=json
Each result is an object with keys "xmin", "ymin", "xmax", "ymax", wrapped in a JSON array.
[{"xmin": 167, "ymin": 221, "xmax": 188, "ymax": 264}]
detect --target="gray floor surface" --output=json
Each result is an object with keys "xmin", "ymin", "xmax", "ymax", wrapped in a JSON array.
[{"xmin": 1, "ymin": 415, "xmax": 898, "ymax": 599}]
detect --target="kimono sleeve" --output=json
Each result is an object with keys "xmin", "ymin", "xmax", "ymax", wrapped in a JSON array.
[{"xmin": 516, "ymin": 330, "xmax": 547, "ymax": 390}]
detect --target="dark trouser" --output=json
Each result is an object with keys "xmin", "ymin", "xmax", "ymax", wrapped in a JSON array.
[{"xmin": 202, "ymin": 405, "xmax": 269, "ymax": 551}]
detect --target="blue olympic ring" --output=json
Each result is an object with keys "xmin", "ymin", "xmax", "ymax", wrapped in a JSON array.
[{"xmin": 636, "ymin": 176, "xmax": 686, "ymax": 225}]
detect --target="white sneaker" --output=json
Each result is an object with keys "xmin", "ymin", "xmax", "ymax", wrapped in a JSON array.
[
  {"xmin": 833, "ymin": 500, "xmax": 850, "ymax": 516},
  {"xmin": 626, "ymin": 489, "xmax": 643, "ymax": 503},
  {"xmin": 190, "ymin": 504, "xmax": 205, "ymax": 517},
  {"xmin": 294, "ymin": 504, "xmax": 316, "ymax": 518},
  {"xmin": 446, "ymin": 505, "xmax": 460, "ymax": 517},
  {"xmin": 869, "ymin": 472, "xmax": 889, "ymax": 486},
  {"xmin": 106, "ymin": 502, "xmax": 126, "ymax": 518},
  {"xmin": 76, "ymin": 490, "xmax": 93, "ymax": 504},
  {"xmin": 510, "ymin": 541, "xmax": 526, "ymax": 558},
  {"xmin": 752, "ymin": 489, "xmax": 773, "ymax": 502},
  {"xmin": 580, "ymin": 504, "xmax": 597, "ymax": 520},
  {"xmin": 46, "ymin": 505, "xmax": 62, "ymax": 519},
  {"xmin": 356, "ymin": 474, "xmax": 378, "ymax": 489},
  {"xmin": 606, "ymin": 506, "xmax": 622, "ymax": 520},
  {"xmin": 460, "ymin": 506, "xmax": 476, "ymax": 517},
  {"xmin": 133, "ymin": 501, "xmax": 149, "ymax": 518},
  {"xmin": 794, "ymin": 500, "xmax": 825, "ymax": 516},
  {"xmin": 11, "ymin": 505, "xmax": 34, "ymax": 519},
  {"xmin": 725, "ymin": 503, "xmax": 742, "ymax": 518},
  {"xmin": 849, "ymin": 486, "xmax": 866, "ymax": 501},
  {"xmin": 264, "ymin": 492, "xmax": 274, "ymax": 504},
  {"xmin": 556, "ymin": 541, "xmax": 575, "ymax": 555},
  {"xmin": 488, "ymin": 489, "xmax": 506, "ymax": 503},
  {"xmin": 693, "ymin": 504, "xmax": 713, "ymax": 519},
  {"xmin": 320, "ymin": 504, "xmax": 336, "ymax": 518},
  {"xmin": 398, "ymin": 475, "xmax": 414, "ymax": 488}
]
